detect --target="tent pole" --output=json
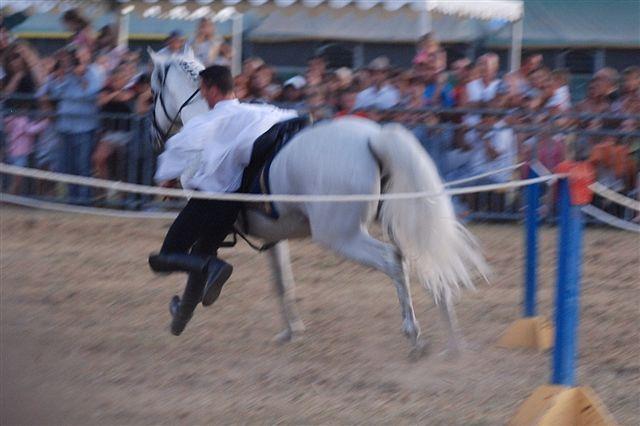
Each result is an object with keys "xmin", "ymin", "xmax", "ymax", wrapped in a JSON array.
[
  {"xmin": 418, "ymin": 9, "xmax": 432, "ymax": 37},
  {"xmin": 117, "ymin": 7, "xmax": 130, "ymax": 49},
  {"xmin": 231, "ymin": 12, "xmax": 243, "ymax": 77},
  {"xmin": 509, "ymin": 18, "xmax": 523, "ymax": 72}
]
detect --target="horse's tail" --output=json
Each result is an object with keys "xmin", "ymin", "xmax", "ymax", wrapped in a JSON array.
[{"xmin": 369, "ymin": 123, "xmax": 489, "ymax": 304}]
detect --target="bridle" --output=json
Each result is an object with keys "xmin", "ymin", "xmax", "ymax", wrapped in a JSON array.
[{"xmin": 151, "ymin": 63, "xmax": 200, "ymax": 150}]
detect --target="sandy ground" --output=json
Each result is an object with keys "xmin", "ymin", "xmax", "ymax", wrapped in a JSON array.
[{"xmin": 0, "ymin": 207, "xmax": 638, "ymax": 425}]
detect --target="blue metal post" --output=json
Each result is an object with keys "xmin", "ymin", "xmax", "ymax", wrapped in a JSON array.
[
  {"xmin": 552, "ymin": 177, "xmax": 584, "ymax": 386},
  {"xmin": 524, "ymin": 169, "xmax": 540, "ymax": 317}
]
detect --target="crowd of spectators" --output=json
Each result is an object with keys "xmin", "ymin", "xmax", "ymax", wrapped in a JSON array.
[
  {"xmin": 1, "ymin": 10, "xmax": 638, "ymax": 218},
  {"xmin": 0, "ymin": 9, "xmax": 233, "ymax": 203}
]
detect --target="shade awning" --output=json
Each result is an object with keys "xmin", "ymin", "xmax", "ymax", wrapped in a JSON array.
[
  {"xmin": 248, "ymin": 8, "xmax": 486, "ymax": 43},
  {"xmin": 3, "ymin": 0, "xmax": 523, "ymax": 23}
]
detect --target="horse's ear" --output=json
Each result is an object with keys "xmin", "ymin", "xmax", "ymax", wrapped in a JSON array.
[
  {"xmin": 183, "ymin": 46, "xmax": 195, "ymax": 60},
  {"xmin": 147, "ymin": 47, "xmax": 160, "ymax": 63}
]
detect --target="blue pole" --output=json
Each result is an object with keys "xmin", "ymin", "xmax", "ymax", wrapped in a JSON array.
[
  {"xmin": 552, "ymin": 178, "xmax": 584, "ymax": 386},
  {"xmin": 524, "ymin": 169, "xmax": 540, "ymax": 317}
]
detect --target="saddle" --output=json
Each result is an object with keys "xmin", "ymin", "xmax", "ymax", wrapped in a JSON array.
[{"xmin": 238, "ymin": 115, "xmax": 311, "ymax": 226}]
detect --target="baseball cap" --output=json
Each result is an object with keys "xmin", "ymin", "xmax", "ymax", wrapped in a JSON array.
[
  {"xmin": 368, "ymin": 56, "xmax": 391, "ymax": 71},
  {"xmin": 283, "ymin": 76, "xmax": 306, "ymax": 90}
]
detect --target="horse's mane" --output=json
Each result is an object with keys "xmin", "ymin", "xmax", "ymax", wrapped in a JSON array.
[
  {"xmin": 154, "ymin": 53, "xmax": 204, "ymax": 85},
  {"xmin": 174, "ymin": 57, "xmax": 204, "ymax": 83}
]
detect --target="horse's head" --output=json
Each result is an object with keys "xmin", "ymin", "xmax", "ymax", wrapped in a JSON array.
[{"xmin": 148, "ymin": 47, "xmax": 207, "ymax": 150}]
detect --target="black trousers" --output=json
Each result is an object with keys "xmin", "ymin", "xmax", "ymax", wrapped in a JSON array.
[
  {"xmin": 160, "ymin": 197, "xmax": 241, "ymax": 310},
  {"xmin": 161, "ymin": 197, "xmax": 241, "ymax": 256}
]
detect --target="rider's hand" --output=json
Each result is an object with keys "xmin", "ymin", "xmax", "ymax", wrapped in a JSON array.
[{"xmin": 160, "ymin": 180, "xmax": 177, "ymax": 188}]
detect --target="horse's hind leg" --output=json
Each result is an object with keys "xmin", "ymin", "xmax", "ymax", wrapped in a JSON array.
[
  {"xmin": 438, "ymin": 296, "xmax": 465, "ymax": 358},
  {"xmin": 266, "ymin": 241, "xmax": 305, "ymax": 343},
  {"xmin": 315, "ymin": 230, "xmax": 426, "ymax": 356}
]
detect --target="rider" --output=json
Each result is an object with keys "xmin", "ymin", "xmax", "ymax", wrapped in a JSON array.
[{"xmin": 149, "ymin": 65, "xmax": 297, "ymax": 335}]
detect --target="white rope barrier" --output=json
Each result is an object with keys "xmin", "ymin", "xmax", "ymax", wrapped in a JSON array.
[
  {"xmin": 581, "ymin": 205, "xmax": 640, "ymax": 233},
  {"xmin": 444, "ymin": 162, "xmax": 524, "ymax": 187},
  {"xmin": 0, "ymin": 163, "xmax": 561, "ymax": 203},
  {"xmin": 1, "ymin": 193, "xmax": 178, "ymax": 220},
  {"xmin": 588, "ymin": 182, "xmax": 640, "ymax": 211}
]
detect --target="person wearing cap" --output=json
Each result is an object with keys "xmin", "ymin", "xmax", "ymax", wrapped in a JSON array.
[
  {"xmin": 353, "ymin": 56, "xmax": 400, "ymax": 111},
  {"xmin": 159, "ymin": 30, "xmax": 187, "ymax": 57},
  {"xmin": 149, "ymin": 65, "xmax": 298, "ymax": 336},
  {"xmin": 278, "ymin": 75, "xmax": 306, "ymax": 106}
]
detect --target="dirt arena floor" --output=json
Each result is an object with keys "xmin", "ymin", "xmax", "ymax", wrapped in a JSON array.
[{"xmin": 1, "ymin": 207, "xmax": 638, "ymax": 425}]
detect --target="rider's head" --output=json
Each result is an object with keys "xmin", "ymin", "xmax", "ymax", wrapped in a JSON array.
[{"xmin": 199, "ymin": 65, "xmax": 235, "ymax": 108}]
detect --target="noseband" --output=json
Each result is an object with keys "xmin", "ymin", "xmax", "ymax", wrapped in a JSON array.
[{"xmin": 152, "ymin": 63, "xmax": 200, "ymax": 150}]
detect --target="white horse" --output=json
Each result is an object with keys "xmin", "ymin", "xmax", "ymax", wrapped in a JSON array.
[{"xmin": 148, "ymin": 50, "xmax": 488, "ymax": 357}]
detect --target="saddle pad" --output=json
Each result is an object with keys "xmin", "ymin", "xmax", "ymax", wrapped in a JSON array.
[{"xmin": 242, "ymin": 115, "xmax": 311, "ymax": 219}]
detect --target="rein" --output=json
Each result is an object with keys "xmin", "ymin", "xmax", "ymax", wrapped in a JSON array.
[{"xmin": 152, "ymin": 63, "xmax": 200, "ymax": 150}]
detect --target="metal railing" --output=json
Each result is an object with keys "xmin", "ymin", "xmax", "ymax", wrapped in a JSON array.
[{"xmin": 1, "ymin": 97, "xmax": 638, "ymax": 222}]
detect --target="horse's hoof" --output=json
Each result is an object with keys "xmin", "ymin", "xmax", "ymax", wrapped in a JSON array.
[
  {"xmin": 274, "ymin": 329, "xmax": 293, "ymax": 344},
  {"xmin": 408, "ymin": 340, "xmax": 430, "ymax": 362}
]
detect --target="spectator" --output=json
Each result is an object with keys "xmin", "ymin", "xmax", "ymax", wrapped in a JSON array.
[
  {"xmin": 61, "ymin": 9, "xmax": 94, "ymax": 50},
  {"xmin": 475, "ymin": 112, "xmax": 517, "ymax": 183},
  {"xmin": 335, "ymin": 86, "xmax": 366, "ymax": 118},
  {"xmin": 399, "ymin": 74, "xmax": 426, "ymax": 109},
  {"xmin": 215, "ymin": 42, "xmax": 233, "ymax": 67},
  {"xmin": 159, "ymin": 30, "xmax": 187, "ymax": 57},
  {"xmin": 613, "ymin": 66, "xmax": 640, "ymax": 114},
  {"xmin": 306, "ymin": 54, "xmax": 327, "ymax": 87},
  {"xmin": 527, "ymin": 67, "xmax": 554, "ymax": 109},
  {"xmin": 45, "ymin": 47, "xmax": 105, "ymax": 204},
  {"xmin": 547, "ymin": 68, "xmax": 572, "ymax": 112},
  {"xmin": 354, "ymin": 56, "xmax": 400, "ymax": 110},
  {"xmin": 34, "ymin": 98, "xmax": 60, "ymax": 172},
  {"xmin": 334, "ymin": 67, "xmax": 354, "ymax": 91},
  {"xmin": 413, "ymin": 32, "xmax": 440, "ymax": 67},
  {"xmin": 3, "ymin": 100, "xmax": 49, "ymax": 193},
  {"xmin": 132, "ymin": 74, "xmax": 153, "ymax": 116},
  {"xmin": 248, "ymin": 64, "xmax": 280, "ymax": 102},
  {"xmin": 424, "ymin": 53, "xmax": 455, "ymax": 107},
  {"xmin": 93, "ymin": 64, "xmax": 136, "ymax": 181},
  {"xmin": 1, "ymin": 42, "xmax": 43, "ymax": 108},
  {"xmin": 450, "ymin": 58, "xmax": 472, "ymax": 107},
  {"xmin": 595, "ymin": 67, "xmax": 620, "ymax": 105},
  {"xmin": 466, "ymin": 53, "xmax": 501, "ymax": 108},
  {"xmin": 188, "ymin": 18, "xmax": 223, "ymax": 66},
  {"xmin": 234, "ymin": 74, "xmax": 251, "ymax": 100},
  {"xmin": 278, "ymin": 76, "xmax": 306, "ymax": 107},
  {"xmin": 242, "ymin": 57, "xmax": 265, "ymax": 78},
  {"xmin": 576, "ymin": 78, "xmax": 610, "ymax": 114},
  {"xmin": 94, "ymin": 25, "xmax": 125, "ymax": 74},
  {"xmin": 33, "ymin": 98, "xmax": 61, "ymax": 195},
  {"xmin": 305, "ymin": 87, "xmax": 333, "ymax": 121},
  {"xmin": 503, "ymin": 53, "xmax": 543, "ymax": 98}
]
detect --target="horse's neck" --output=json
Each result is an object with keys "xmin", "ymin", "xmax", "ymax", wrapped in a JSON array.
[
  {"xmin": 181, "ymin": 97, "xmax": 209, "ymax": 124},
  {"xmin": 168, "ymin": 68, "xmax": 209, "ymax": 124}
]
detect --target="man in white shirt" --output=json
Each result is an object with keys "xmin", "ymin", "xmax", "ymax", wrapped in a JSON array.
[
  {"xmin": 354, "ymin": 56, "xmax": 400, "ymax": 110},
  {"xmin": 149, "ymin": 65, "xmax": 297, "ymax": 336},
  {"xmin": 474, "ymin": 114, "xmax": 516, "ymax": 183},
  {"xmin": 466, "ymin": 53, "xmax": 501, "ymax": 106}
]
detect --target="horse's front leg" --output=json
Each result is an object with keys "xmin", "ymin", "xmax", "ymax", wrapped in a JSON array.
[{"xmin": 266, "ymin": 241, "xmax": 305, "ymax": 343}]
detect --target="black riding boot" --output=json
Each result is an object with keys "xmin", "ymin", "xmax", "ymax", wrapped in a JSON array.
[
  {"xmin": 149, "ymin": 253, "xmax": 233, "ymax": 307},
  {"xmin": 169, "ymin": 272, "xmax": 204, "ymax": 336}
]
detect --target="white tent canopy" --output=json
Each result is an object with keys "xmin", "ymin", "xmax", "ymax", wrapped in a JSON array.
[
  {"xmin": 3, "ymin": 0, "xmax": 524, "ymax": 70},
  {"xmin": 3, "ymin": 1, "xmax": 523, "ymax": 22}
]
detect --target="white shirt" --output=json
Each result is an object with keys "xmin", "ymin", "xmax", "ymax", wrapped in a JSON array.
[
  {"xmin": 354, "ymin": 85, "xmax": 400, "ymax": 110},
  {"xmin": 480, "ymin": 120, "xmax": 516, "ymax": 182},
  {"xmin": 466, "ymin": 78, "xmax": 501, "ymax": 103},
  {"xmin": 155, "ymin": 99, "xmax": 297, "ymax": 192},
  {"xmin": 546, "ymin": 85, "xmax": 571, "ymax": 111}
]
